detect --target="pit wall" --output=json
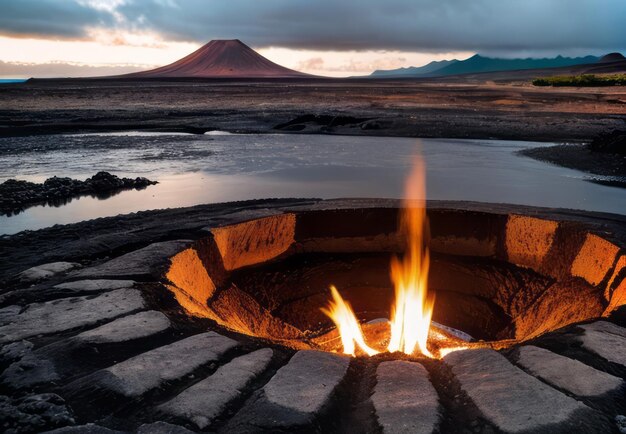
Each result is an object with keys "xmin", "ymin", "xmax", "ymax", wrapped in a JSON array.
[{"xmin": 164, "ymin": 207, "xmax": 625, "ymax": 342}]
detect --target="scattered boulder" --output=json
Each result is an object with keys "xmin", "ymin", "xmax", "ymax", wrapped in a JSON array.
[{"xmin": 0, "ymin": 172, "xmax": 157, "ymax": 216}]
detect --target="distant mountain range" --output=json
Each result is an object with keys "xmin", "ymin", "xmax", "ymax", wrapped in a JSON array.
[
  {"xmin": 369, "ymin": 59, "xmax": 459, "ymax": 78},
  {"xmin": 370, "ymin": 53, "xmax": 625, "ymax": 78}
]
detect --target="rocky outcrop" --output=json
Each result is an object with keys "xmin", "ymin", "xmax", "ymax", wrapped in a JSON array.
[{"xmin": 0, "ymin": 172, "xmax": 157, "ymax": 215}]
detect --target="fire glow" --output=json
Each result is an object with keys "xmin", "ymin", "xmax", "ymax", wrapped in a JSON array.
[{"xmin": 322, "ymin": 157, "xmax": 442, "ymax": 358}]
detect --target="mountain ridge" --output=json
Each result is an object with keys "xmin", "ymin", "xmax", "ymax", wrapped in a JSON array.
[
  {"xmin": 369, "ymin": 53, "xmax": 619, "ymax": 78},
  {"xmin": 370, "ymin": 59, "xmax": 458, "ymax": 78}
]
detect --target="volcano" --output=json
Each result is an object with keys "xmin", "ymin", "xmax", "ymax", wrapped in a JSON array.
[{"xmin": 124, "ymin": 39, "xmax": 310, "ymax": 78}]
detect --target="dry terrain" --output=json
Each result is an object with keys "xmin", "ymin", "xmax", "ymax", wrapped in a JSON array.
[{"xmin": 0, "ymin": 78, "xmax": 624, "ymax": 142}]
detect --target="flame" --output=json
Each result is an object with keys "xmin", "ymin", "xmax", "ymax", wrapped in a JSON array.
[
  {"xmin": 321, "ymin": 156, "xmax": 436, "ymax": 358},
  {"xmin": 387, "ymin": 157, "xmax": 435, "ymax": 357},
  {"xmin": 438, "ymin": 346, "xmax": 467, "ymax": 358},
  {"xmin": 320, "ymin": 285, "xmax": 379, "ymax": 356}
]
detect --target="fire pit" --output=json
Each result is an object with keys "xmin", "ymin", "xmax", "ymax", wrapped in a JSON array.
[
  {"xmin": 2, "ymin": 197, "xmax": 624, "ymax": 433},
  {"xmin": 165, "ymin": 160, "xmax": 624, "ymax": 363},
  {"xmin": 165, "ymin": 202, "xmax": 623, "ymax": 359}
]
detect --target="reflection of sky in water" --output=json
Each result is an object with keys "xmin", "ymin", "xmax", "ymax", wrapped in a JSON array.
[{"xmin": 0, "ymin": 133, "xmax": 624, "ymax": 235}]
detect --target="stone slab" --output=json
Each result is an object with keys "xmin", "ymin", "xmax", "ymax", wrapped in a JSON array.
[
  {"xmin": 505, "ymin": 215, "xmax": 558, "ymax": 270},
  {"xmin": 0, "ymin": 288, "xmax": 145, "ymax": 343},
  {"xmin": 160, "ymin": 348, "xmax": 273, "ymax": 428},
  {"xmin": 166, "ymin": 248, "xmax": 216, "ymax": 303},
  {"xmin": 72, "ymin": 240, "xmax": 191, "ymax": 279},
  {"xmin": 263, "ymin": 350, "xmax": 350, "ymax": 414},
  {"xmin": 371, "ymin": 360, "xmax": 440, "ymax": 434},
  {"xmin": 444, "ymin": 348, "xmax": 589, "ymax": 433},
  {"xmin": 54, "ymin": 279, "xmax": 135, "ymax": 292},
  {"xmin": 225, "ymin": 350, "xmax": 351, "ymax": 432},
  {"xmin": 211, "ymin": 214, "xmax": 295, "ymax": 271},
  {"xmin": 580, "ymin": 322, "xmax": 626, "ymax": 366},
  {"xmin": 76, "ymin": 310, "xmax": 170, "ymax": 344},
  {"xmin": 571, "ymin": 234, "xmax": 620, "ymax": 286},
  {"xmin": 18, "ymin": 262, "xmax": 80, "ymax": 283},
  {"xmin": 518, "ymin": 345, "xmax": 623, "ymax": 397},
  {"xmin": 582, "ymin": 321, "xmax": 626, "ymax": 338},
  {"xmin": 96, "ymin": 331, "xmax": 238, "ymax": 397},
  {"xmin": 2, "ymin": 311, "xmax": 171, "ymax": 390}
]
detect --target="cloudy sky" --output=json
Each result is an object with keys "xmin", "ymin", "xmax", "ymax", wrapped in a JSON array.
[{"xmin": 1, "ymin": 0, "xmax": 625, "ymax": 78}]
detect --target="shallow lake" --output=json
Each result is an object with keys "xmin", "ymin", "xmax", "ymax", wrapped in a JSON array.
[{"xmin": 1, "ymin": 132, "xmax": 624, "ymax": 234}]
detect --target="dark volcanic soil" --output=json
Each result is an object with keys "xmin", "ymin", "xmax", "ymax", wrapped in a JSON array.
[
  {"xmin": 521, "ymin": 144, "xmax": 626, "ymax": 183},
  {"xmin": 1, "ymin": 78, "xmax": 624, "ymax": 143},
  {"xmin": 1, "ymin": 78, "xmax": 625, "ymax": 185}
]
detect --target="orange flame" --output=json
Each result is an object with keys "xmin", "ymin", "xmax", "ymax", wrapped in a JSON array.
[
  {"xmin": 387, "ymin": 157, "xmax": 435, "ymax": 357},
  {"xmin": 321, "ymin": 156, "xmax": 435, "ymax": 358},
  {"xmin": 320, "ymin": 285, "xmax": 379, "ymax": 356}
]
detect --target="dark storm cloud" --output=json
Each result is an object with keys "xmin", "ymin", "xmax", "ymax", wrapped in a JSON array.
[
  {"xmin": 1, "ymin": 0, "xmax": 625, "ymax": 53},
  {"xmin": 0, "ymin": 0, "xmax": 113, "ymax": 38}
]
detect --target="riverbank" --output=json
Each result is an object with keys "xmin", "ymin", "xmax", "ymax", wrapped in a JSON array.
[{"xmin": 520, "ymin": 144, "xmax": 626, "ymax": 187}]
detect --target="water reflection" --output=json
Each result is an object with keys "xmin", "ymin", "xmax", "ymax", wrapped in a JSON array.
[{"xmin": 1, "ymin": 133, "xmax": 624, "ymax": 234}]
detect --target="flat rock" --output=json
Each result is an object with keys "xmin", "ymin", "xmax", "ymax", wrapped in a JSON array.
[
  {"xmin": 371, "ymin": 360, "xmax": 440, "ymax": 434},
  {"xmin": 0, "ymin": 288, "xmax": 145, "ymax": 343},
  {"xmin": 263, "ymin": 350, "xmax": 350, "ymax": 415},
  {"xmin": 160, "ymin": 348, "xmax": 273, "ymax": 428},
  {"xmin": 444, "ymin": 348, "xmax": 593, "ymax": 433},
  {"xmin": 2, "ymin": 312, "xmax": 172, "ymax": 390},
  {"xmin": 137, "ymin": 421, "xmax": 195, "ymax": 434},
  {"xmin": 18, "ymin": 262, "xmax": 80, "ymax": 283},
  {"xmin": 579, "ymin": 322, "xmax": 626, "ymax": 366},
  {"xmin": 53, "ymin": 279, "xmax": 135, "ymax": 292},
  {"xmin": 95, "ymin": 331, "xmax": 238, "ymax": 397},
  {"xmin": 72, "ymin": 240, "xmax": 191, "ymax": 279},
  {"xmin": 582, "ymin": 321, "xmax": 626, "ymax": 338},
  {"xmin": 518, "ymin": 345, "xmax": 623, "ymax": 397},
  {"xmin": 226, "ymin": 350, "xmax": 350, "ymax": 431},
  {"xmin": 76, "ymin": 310, "xmax": 170, "ymax": 344}
]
